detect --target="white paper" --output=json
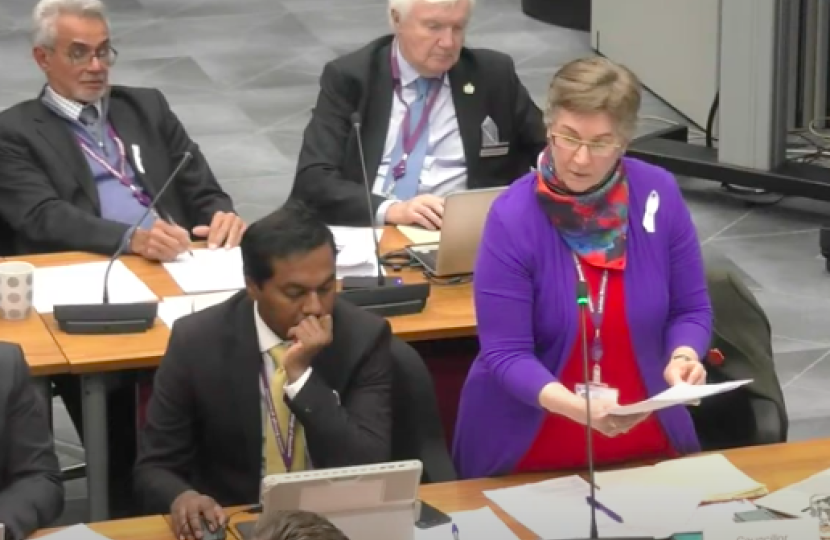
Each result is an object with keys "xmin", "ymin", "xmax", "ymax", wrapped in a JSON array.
[
  {"xmin": 35, "ymin": 524, "xmax": 114, "ymax": 540},
  {"xmin": 33, "ymin": 261, "xmax": 157, "ymax": 314},
  {"xmin": 329, "ymin": 226, "xmax": 385, "ymax": 278},
  {"xmin": 679, "ymin": 500, "xmax": 757, "ymax": 532},
  {"xmin": 163, "ymin": 247, "xmax": 245, "ymax": 294},
  {"xmin": 397, "ymin": 225, "xmax": 441, "ymax": 245},
  {"xmin": 484, "ymin": 475, "xmax": 703, "ymax": 539},
  {"xmin": 755, "ymin": 468, "xmax": 830, "ymax": 517},
  {"xmin": 414, "ymin": 507, "xmax": 518, "ymax": 540},
  {"xmin": 607, "ymin": 380, "xmax": 752, "ymax": 415},
  {"xmin": 157, "ymin": 291, "xmax": 237, "ymax": 328}
]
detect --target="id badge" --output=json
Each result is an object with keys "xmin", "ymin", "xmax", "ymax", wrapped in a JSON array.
[{"xmin": 575, "ymin": 383, "xmax": 619, "ymax": 404}]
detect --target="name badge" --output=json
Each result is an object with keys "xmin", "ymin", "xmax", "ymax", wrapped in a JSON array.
[
  {"xmin": 703, "ymin": 517, "xmax": 819, "ymax": 539},
  {"xmin": 480, "ymin": 143, "xmax": 509, "ymax": 158},
  {"xmin": 575, "ymin": 383, "xmax": 619, "ymax": 404}
]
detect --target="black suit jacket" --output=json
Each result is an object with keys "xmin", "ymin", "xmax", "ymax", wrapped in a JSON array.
[
  {"xmin": 292, "ymin": 35, "xmax": 547, "ymax": 225},
  {"xmin": 0, "ymin": 85, "xmax": 235, "ymax": 255},
  {"xmin": 134, "ymin": 292, "xmax": 394, "ymax": 514},
  {"xmin": 0, "ymin": 342, "xmax": 63, "ymax": 539}
]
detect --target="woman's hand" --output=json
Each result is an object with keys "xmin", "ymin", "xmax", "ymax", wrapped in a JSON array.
[
  {"xmin": 664, "ymin": 348, "xmax": 707, "ymax": 386},
  {"xmin": 575, "ymin": 399, "xmax": 650, "ymax": 437}
]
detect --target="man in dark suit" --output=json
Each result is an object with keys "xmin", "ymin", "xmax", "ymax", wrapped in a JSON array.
[
  {"xmin": 292, "ymin": 0, "xmax": 546, "ymax": 228},
  {"xmin": 0, "ymin": 0, "xmax": 245, "ymax": 259},
  {"xmin": 0, "ymin": 342, "xmax": 64, "ymax": 539},
  {"xmin": 135, "ymin": 200, "xmax": 394, "ymax": 539},
  {"xmin": 0, "ymin": 0, "xmax": 247, "ymax": 518}
]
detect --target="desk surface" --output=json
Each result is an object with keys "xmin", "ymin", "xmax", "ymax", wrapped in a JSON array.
[
  {"xmin": 37, "ymin": 438, "xmax": 830, "ymax": 540},
  {"xmin": 0, "ymin": 314, "xmax": 67, "ymax": 376},
  {"xmin": 13, "ymin": 227, "xmax": 477, "ymax": 373}
]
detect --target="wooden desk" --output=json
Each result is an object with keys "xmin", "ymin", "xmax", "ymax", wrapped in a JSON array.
[
  {"xmin": 36, "ymin": 439, "xmax": 830, "ymax": 540},
  {"xmin": 0, "ymin": 314, "xmax": 67, "ymax": 376},
  {"xmin": 20, "ymin": 227, "xmax": 477, "ymax": 374}
]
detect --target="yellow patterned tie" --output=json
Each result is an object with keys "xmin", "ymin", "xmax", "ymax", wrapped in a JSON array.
[{"xmin": 264, "ymin": 345, "xmax": 306, "ymax": 474}]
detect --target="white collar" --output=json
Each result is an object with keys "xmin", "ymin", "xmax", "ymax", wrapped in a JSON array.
[{"xmin": 253, "ymin": 301, "xmax": 282, "ymax": 353}]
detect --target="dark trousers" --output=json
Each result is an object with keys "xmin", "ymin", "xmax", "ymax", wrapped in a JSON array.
[{"xmin": 52, "ymin": 373, "xmax": 138, "ymax": 519}]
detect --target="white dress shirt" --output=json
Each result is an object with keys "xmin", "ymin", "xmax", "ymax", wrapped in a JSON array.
[{"xmin": 372, "ymin": 42, "xmax": 467, "ymax": 224}]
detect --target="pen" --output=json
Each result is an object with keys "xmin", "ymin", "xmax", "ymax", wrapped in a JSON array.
[
  {"xmin": 162, "ymin": 211, "xmax": 194, "ymax": 257},
  {"xmin": 586, "ymin": 496, "xmax": 624, "ymax": 524},
  {"xmin": 451, "ymin": 523, "xmax": 459, "ymax": 540}
]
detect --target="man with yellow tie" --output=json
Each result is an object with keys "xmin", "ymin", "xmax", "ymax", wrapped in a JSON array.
[{"xmin": 134, "ymin": 200, "xmax": 394, "ymax": 539}]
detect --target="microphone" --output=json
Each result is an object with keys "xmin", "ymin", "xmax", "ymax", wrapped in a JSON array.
[
  {"xmin": 554, "ymin": 282, "xmax": 652, "ymax": 540},
  {"xmin": 338, "ymin": 112, "xmax": 430, "ymax": 317},
  {"xmin": 53, "ymin": 151, "xmax": 194, "ymax": 335}
]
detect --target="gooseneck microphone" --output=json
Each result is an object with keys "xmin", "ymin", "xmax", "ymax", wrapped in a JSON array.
[
  {"xmin": 337, "ymin": 112, "xmax": 430, "ymax": 317},
  {"xmin": 53, "ymin": 150, "xmax": 194, "ymax": 335},
  {"xmin": 554, "ymin": 282, "xmax": 652, "ymax": 540}
]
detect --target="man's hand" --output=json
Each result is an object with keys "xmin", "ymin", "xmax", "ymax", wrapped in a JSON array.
[
  {"xmin": 192, "ymin": 211, "xmax": 246, "ymax": 249},
  {"xmin": 170, "ymin": 490, "xmax": 225, "ymax": 540},
  {"xmin": 130, "ymin": 220, "xmax": 190, "ymax": 262},
  {"xmin": 283, "ymin": 315, "xmax": 333, "ymax": 383},
  {"xmin": 385, "ymin": 195, "xmax": 444, "ymax": 230}
]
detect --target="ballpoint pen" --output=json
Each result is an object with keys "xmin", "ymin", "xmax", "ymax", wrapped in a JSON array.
[
  {"xmin": 161, "ymin": 211, "xmax": 194, "ymax": 257},
  {"xmin": 451, "ymin": 523, "xmax": 460, "ymax": 540},
  {"xmin": 586, "ymin": 496, "xmax": 624, "ymax": 524}
]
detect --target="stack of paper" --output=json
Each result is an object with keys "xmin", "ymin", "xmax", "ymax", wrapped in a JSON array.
[
  {"xmin": 483, "ymin": 475, "xmax": 702, "ymax": 539},
  {"xmin": 414, "ymin": 508, "xmax": 518, "ymax": 540},
  {"xmin": 33, "ymin": 261, "xmax": 157, "ymax": 314},
  {"xmin": 595, "ymin": 454, "xmax": 768, "ymax": 503},
  {"xmin": 397, "ymin": 225, "xmax": 440, "ymax": 245},
  {"xmin": 329, "ymin": 226, "xmax": 385, "ymax": 279},
  {"xmin": 163, "ymin": 247, "xmax": 244, "ymax": 294},
  {"xmin": 157, "ymin": 291, "xmax": 237, "ymax": 328},
  {"xmin": 755, "ymin": 467, "xmax": 830, "ymax": 517},
  {"xmin": 607, "ymin": 380, "xmax": 752, "ymax": 416}
]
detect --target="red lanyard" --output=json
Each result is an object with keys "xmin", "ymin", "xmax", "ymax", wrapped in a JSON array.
[
  {"xmin": 77, "ymin": 127, "xmax": 152, "ymax": 207},
  {"xmin": 388, "ymin": 45, "xmax": 442, "ymax": 183},
  {"xmin": 259, "ymin": 366, "xmax": 296, "ymax": 471}
]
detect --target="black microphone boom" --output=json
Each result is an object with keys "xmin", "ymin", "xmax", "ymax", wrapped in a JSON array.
[
  {"xmin": 551, "ymin": 282, "xmax": 653, "ymax": 540},
  {"xmin": 338, "ymin": 112, "xmax": 430, "ymax": 318},
  {"xmin": 53, "ymin": 151, "xmax": 194, "ymax": 335}
]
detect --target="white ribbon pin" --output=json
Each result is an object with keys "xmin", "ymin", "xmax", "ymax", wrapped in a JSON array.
[
  {"xmin": 643, "ymin": 189, "xmax": 659, "ymax": 233},
  {"xmin": 131, "ymin": 144, "xmax": 145, "ymax": 174}
]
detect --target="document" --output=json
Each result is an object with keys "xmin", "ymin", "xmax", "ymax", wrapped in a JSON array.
[
  {"xmin": 607, "ymin": 380, "xmax": 752, "ymax": 416},
  {"xmin": 414, "ymin": 507, "xmax": 519, "ymax": 540},
  {"xmin": 35, "ymin": 524, "xmax": 114, "ymax": 540},
  {"xmin": 163, "ymin": 247, "xmax": 245, "ymax": 294},
  {"xmin": 34, "ymin": 261, "xmax": 157, "ymax": 314},
  {"xmin": 483, "ymin": 475, "xmax": 701, "ymax": 539},
  {"xmin": 595, "ymin": 454, "xmax": 768, "ymax": 503},
  {"xmin": 397, "ymin": 225, "xmax": 441, "ymax": 245},
  {"xmin": 157, "ymin": 291, "xmax": 237, "ymax": 328},
  {"xmin": 755, "ymin": 467, "xmax": 830, "ymax": 517},
  {"xmin": 329, "ymin": 226, "xmax": 385, "ymax": 278}
]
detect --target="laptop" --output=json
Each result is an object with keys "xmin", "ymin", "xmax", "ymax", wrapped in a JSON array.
[
  {"xmin": 405, "ymin": 187, "xmax": 505, "ymax": 278},
  {"xmin": 236, "ymin": 461, "xmax": 422, "ymax": 540}
]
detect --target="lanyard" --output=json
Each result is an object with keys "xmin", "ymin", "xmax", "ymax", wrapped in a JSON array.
[
  {"xmin": 573, "ymin": 253, "xmax": 609, "ymax": 383},
  {"xmin": 77, "ymin": 127, "xmax": 152, "ymax": 207},
  {"xmin": 259, "ymin": 366, "xmax": 296, "ymax": 472},
  {"xmin": 387, "ymin": 45, "xmax": 441, "ymax": 194}
]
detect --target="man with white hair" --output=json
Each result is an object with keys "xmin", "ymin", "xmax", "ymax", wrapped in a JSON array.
[
  {"xmin": 292, "ymin": 0, "xmax": 546, "ymax": 229},
  {"xmin": 0, "ymin": 0, "xmax": 245, "ymax": 518},
  {"xmin": 0, "ymin": 0, "xmax": 245, "ymax": 259}
]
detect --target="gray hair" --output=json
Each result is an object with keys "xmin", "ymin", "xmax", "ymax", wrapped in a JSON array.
[
  {"xmin": 32, "ymin": 0, "xmax": 108, "ymax": 47},
  {"xmin": 388, "ymin": 0, "xmax": 475, "ymax": 25}
]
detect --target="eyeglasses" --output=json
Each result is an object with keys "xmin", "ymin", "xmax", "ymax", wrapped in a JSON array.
[
  {"xmin": 53, "ymin": 44, "xmax": 119, "ymax": 67},
  {"xmin": 550, "ymin": 132, "xmax": 621, "ymax": 157}
]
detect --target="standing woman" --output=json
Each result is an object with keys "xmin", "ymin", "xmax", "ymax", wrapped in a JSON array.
[{"xmin": 452, "ymin": 57, "xmax": 712, "ymax": 479}]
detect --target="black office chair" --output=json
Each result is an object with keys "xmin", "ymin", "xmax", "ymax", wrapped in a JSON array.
[
  {"xmin": 389, "ymin": 337, "xmax": 457, "ymax": 484},
  {"xmin": 688, "ymin": 266, "xmax": 788, "ymax": 450}
]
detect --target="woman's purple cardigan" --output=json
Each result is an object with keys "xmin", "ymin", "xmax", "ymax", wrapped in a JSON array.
[{"xmin": 452, "ymin": 157, "xmax": 713, "ymax": 479}]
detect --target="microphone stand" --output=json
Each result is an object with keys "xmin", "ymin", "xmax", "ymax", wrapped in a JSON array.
[{"xmin": 554, "ymin": 281, "xmax": 653, "ymax": 540}]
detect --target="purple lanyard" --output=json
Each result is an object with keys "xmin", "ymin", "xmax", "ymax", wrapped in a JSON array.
[
  {"xmin": 259, "ymin": 366, "xmax": 296, "ymax": 472},
  {"xmin": 389, "ymin": 45, "xmax": 442, "ymax": 182},
  {"xmin": 77, "ymin": 127, "xmax": 152, "ymax": 207},
  {"xmin": 573, "ymin": 253, "xmax": 609, "ymax": 381}
]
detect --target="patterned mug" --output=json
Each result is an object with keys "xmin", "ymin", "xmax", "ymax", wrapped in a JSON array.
[{"xmin": 0, "ymin": 261, "xmax": 35, "ymax": 320}]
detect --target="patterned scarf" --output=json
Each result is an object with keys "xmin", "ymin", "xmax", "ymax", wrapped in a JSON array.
[{"xmin": 535, "ymin": 146, "xmax": 629, "ymax": 270}]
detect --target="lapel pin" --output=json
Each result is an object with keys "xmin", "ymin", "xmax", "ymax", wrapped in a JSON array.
[{"xmin": 463, "ymin": 83, "xmax": 475, "ymax": 95}]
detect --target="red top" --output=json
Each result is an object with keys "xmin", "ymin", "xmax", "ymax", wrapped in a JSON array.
[{"xmin": 514, "ymin": 262, "xmax": 677, "ymax": 473}]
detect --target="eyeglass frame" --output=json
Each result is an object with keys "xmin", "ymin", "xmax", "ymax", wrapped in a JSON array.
[
  {"xmin": 549, "ymin": 132, "xmax": 623, "ymax": 158},
  {"xmin": 43, "ymin": 42, "xmax": 119, "ymax": 67}
]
